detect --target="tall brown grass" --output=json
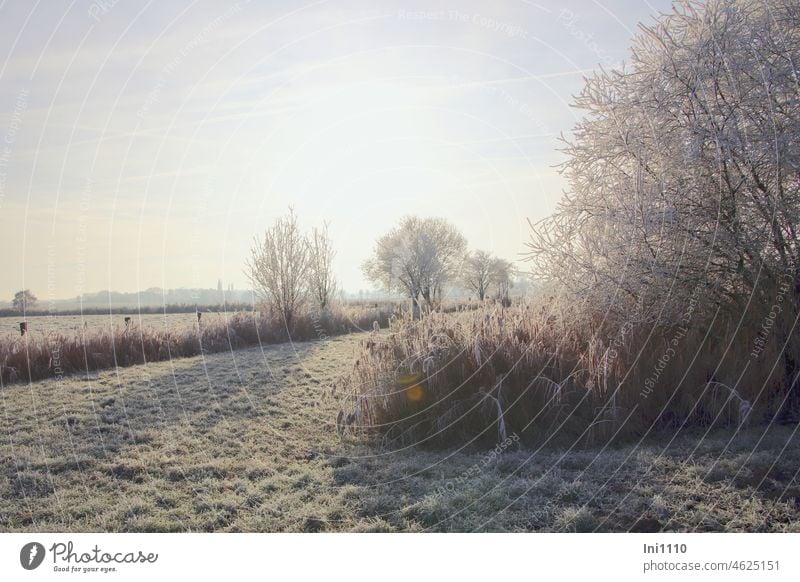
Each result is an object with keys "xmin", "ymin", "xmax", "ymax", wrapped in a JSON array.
[
  {"xmin": 0, "ymin": 304, "xmax": 395, "ymax": 386},
  {"xmin": 338, "ymin": 291, "xmax": 800, "ymax": 448}
]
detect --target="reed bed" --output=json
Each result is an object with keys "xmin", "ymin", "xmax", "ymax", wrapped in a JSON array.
[
  {"xmin": 0, "ymin": 304, "xmax": 395, "ymax": 386},
  {"xmin": 338, "ymin": 295, "xmax": 800, "ymax": 448}
]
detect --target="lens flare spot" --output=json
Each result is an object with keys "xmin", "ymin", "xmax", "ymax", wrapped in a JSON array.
[{"xmin": 407, "ymin": 384, "xmax": 425, "ymax": 402}]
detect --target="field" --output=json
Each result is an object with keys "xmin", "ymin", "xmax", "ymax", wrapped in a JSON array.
[
  {"xmin": 0, "ymin": 313, "xmax": 206, "ymax": 340},
  {"xmin": 0, "ymin": 304, "xmax": 394, "ymax": 385},
  {"xmin": 2, "ymin": 330, "xmax": 799, "ymax": 532}
]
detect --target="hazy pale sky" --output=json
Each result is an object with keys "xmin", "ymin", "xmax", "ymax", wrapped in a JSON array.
[{"xmin": 0, "ymin": 0, "xmax": 673, "ymax": 301}]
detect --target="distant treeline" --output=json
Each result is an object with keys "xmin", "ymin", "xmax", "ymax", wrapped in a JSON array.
[{"xmin": 0, "ymin": 303, "xmax": 255, "ymax": 318}]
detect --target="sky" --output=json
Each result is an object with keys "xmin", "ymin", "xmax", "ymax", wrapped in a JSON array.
[{"xmin": 0, "ymin": 0, "xmax": 674, "ymax": 301}]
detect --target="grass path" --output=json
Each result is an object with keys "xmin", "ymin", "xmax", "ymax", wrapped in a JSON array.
[{"xmin": 1, "ymin": 332, "xmax": 799, "ymax": 532}]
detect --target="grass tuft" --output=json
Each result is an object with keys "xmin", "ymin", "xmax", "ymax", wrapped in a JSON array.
[{"xmin": 338, "ymin": 294, "xmax": 800, "ymax": 448}]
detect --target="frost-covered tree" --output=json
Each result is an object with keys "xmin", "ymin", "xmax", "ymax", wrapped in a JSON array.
[
  {"xmin": 12, "ymin": 289, "xmax": 37, "ymax": 313},
  {"xmin": 526, "ymin": 0, "xmax": 800, "ymax": 320},
  {"xmin": 463, "ymin": 250, "xmax": 494, "ymax": 300},
  {"xmin": 364, "ymin": 216, "xmax": 466, "ymax": 317},
  {"xmin": 308, "ymin": 223, "xmax": 337, "ymax": 310},
  {"xmin": 246, "ymin": 209, "xmax": 310, "ymax": 327},
  {"xmin": 490, "ymin": 258, "xmax": 514, "ymax": 306}
]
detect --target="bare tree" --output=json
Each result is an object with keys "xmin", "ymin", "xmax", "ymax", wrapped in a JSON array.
[
  {"xmin": 462, "ymin": 250, "xmax": 494, "ymax": 301},
  {"xmin": 525, "ymin": 0, "xmax": 800, "ymax": 321},
  {"xmin": 363, "ymin": 216, "xmax": 466, "ymax": 318},
  {"xmin": 308, "ymin": 223, "xmax": 337, "ymax": 310},
  {"xmin": 490, "ymin": 258, "xmax": 514, "ymax": 306},
  {"xmin": 12, "ymin": 289, "xmax": 37, "ymax": 313},
  {"xmin": 421, "ymin": 217, "xmax": 467, "ymax": 306},
  {"xmin": 246, "ymin": 209, "xmax": 309, "ymax": 328}
]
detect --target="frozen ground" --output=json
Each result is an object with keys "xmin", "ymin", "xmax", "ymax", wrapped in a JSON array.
[{"xmin": 1, "ymin": 332, "xmax": 799, "ymax": 532}]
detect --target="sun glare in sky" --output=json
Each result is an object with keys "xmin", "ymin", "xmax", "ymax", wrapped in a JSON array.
[{"xmin": 0, "ymin": 0, "xmax": 672, "ymax": 300}]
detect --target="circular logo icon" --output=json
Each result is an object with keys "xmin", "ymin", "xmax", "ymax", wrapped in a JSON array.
[{"xmin": 20, "ymin": 542, "xmax": 46, "ymax": 570}]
